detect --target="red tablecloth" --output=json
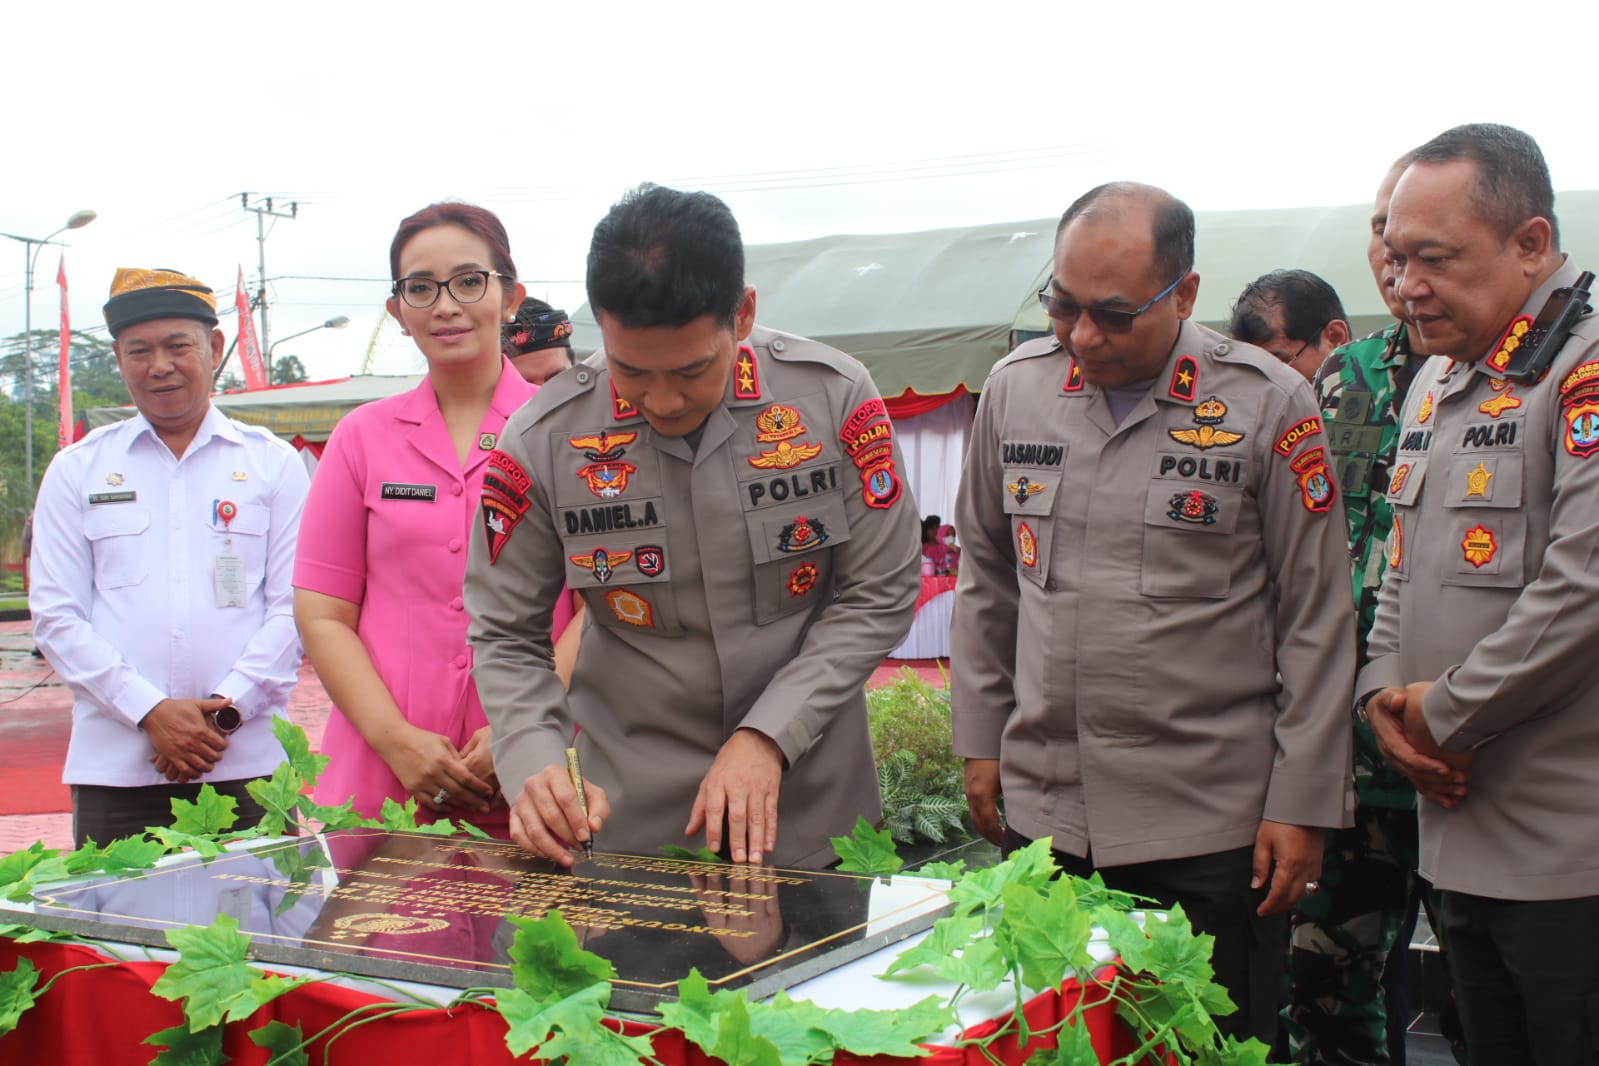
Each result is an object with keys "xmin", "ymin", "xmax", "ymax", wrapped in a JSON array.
[{"xmin": 0, "ymin": 939, "xmax": 1137, "ymax": 1064}]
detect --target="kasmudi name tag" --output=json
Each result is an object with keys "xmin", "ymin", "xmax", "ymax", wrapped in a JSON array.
[{"xmin": 380, "ymin": 482, "xmax": 437, "ymax": 502}]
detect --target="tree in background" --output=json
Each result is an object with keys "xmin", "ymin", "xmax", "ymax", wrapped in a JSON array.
[{"xmin": 272, "ymin": 354, "xmax": 308, "ymax": 385}]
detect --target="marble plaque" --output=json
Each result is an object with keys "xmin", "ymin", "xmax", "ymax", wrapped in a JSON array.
[{"xmin": 13, "ymin": 829, "xmax": 950, "ymax": 1011}]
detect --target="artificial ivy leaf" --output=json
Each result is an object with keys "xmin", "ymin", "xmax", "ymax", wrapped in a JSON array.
[
  {"xmin": 406, "ymin": 817, "xmax": 462, "ymax": 837},
  {"xmin": 505, "ymin": 911, "xmax": 616, "ymax": 1002},
  {"xmin": 1091, "ymin": 904, "xmax": 1152, "ymax": 976},
  {"xmin": 0, "ymin": 958, "xmax": 42, "ymax": 1038},
  {"xmin": 656, "ymin": 968, "xmax": 725, "ymax": 1052},
  {"xmin": 791, "ymin": 991, "xmax": 954, "ymax": 1059},
  {"xmin": 376, "ymin": 796, "xmax": 421, "ymax": 831},
  {"xmin": 0, "ymin": 843, "xmax": 60, "ymax": 901},
  {"xmin": 1141, "ymin": 904, "xmax": 1217, "ymax": 992},
  {"xmin": 882, "ymin": 913, "xmax": 985, "ymax": 978},
  {"xmin": 66, "ymin": 833, "xmax": 167, "ymax": 876},
  {"xmin": 455, "ymin": 818, "xmax": 492, "ymax": 840},
  {"xmin": 300, "ymin": 794, "xmax": 364, "ymax": 830},
  {"xmin": 143, "ymin": 1022, "xmax": 228, "ymax": 1066},
  {"xmin": 996, "ymin": 878, "xmax": 1093, "ymax": 993},
  {"xmin": 742, "ymin": 995, "xmax": 836, "ymax": 1066},
  {"xmin": 1068, "ymin": 871, "xmax": 1144, "ymax": 912},
  {"xmin": 0, "ymin": 924, "xmax": 57, "ymax": 944},
  {"xmin": 248, "ymin": 1019, "xmax": 310, "ymax": 1066},
  {"xmin": 830, "ymin": 816, "xmax": 903, "ymax": 876},
  {"xmin": 246, "ymin": 765, "xmax": 307, "ymax": 838},
  {"xmin": 659, "ymin": 844, "xmax": 724, "ymax": 864},
  {"xmin": 1195, "ymin": 1034, "xmax": 1273, "ymax": 1066},
  {"xmin": 1021, "ymin": 1018, "xmax": 1099, "ymax": 1065},
  {"xmin": 172, "ymin": 786, "xmax": 240, "ymax": 837},
  {"xmin": 536, "ymin": 1013, "xmax": 657, "ymax": 1066},
  {"xmin": 497, "ymin": 981, "xmax": 608, "ymax": 1057},
  {"xmin": 151, "ymin": 913, "xmax": 262, "ymax": 1030},
  {"xmin": 271, "ymin": 718, "xmax": 330, "ymax": 788},
  {"xmin": 707, "ymin": 995, "xmax": 783, "ymax": 1066},
  {"xmin": 912, "ymin": 859, "xmax": 967, "ymax": 881},
  {"xmin": 150, "ymin": 826, "xmax": 228, "ymax": 860}
]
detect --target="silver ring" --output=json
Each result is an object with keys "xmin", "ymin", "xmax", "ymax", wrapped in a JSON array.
[
  {"xmin": 1304, "ymin": 880, "xmax": 1321, "ymax": 895},
  {"xmin": 433, "ymin": 787, "xmax": 449, "ymax": 805}
]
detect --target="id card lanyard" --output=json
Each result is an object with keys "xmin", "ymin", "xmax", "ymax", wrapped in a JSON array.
[{"xmin": 213, "ymin": 499, "xmax": 247, "ymax": 608}]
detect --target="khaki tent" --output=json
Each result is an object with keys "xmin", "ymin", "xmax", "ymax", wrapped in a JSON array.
[
  {"xmin": 573, "ymin": 190, "xmax": 1599, "ymax": 399},
  {"xmin": 82, "ymin": 374, "xmax": 422, "ymax": 442}
]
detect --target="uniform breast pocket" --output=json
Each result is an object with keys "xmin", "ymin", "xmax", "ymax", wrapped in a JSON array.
[
  {"xmin": 84, "ymin": 506, "xmax": 151, "ymax": 590},
  {"xmin": 562, "ymin": 531, "xmax": 682, "ymax": 637},
  {"xmin": 747, "ymin": 496, "xmax": 852, "ymax": 625},
  {"xmin": 1139, "ymin": 484, "xmax": 1243, "ymax": 599},
  {"xmin": 1001, "ymin": 468, "xmax": 1062, "ymax": 589},
  {"xmin": 1442, "ymin": 454, "xmax": 1526, "ymax": 587},
  {"xmin": 211, "ymin": 504, "xmax": 271, "ymax": 589}
]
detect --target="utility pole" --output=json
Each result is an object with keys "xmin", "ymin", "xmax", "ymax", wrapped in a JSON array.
[{"xmin": 239, "ymin": 193, "xmax": 297, "ymax": 384}]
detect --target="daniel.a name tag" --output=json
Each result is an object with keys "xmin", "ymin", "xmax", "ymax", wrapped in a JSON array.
[
  {"xmin": 88, "ymin": 491, "xmax": 137, "ymax": 505},
  {"xmin": 380, "ymin": 482, "xmax": 437, "ymax": 502}
]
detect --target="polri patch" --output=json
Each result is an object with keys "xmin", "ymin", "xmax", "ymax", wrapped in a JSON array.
[
  {"xmin": 88, "ymin": 491, "xmax": 136, "ymax": 505},
  {"xmin": 1274, "ymin": 416, "xmax": 1323, "ymax": 457},
  {"xmin": 604, "ymin": 589, "xmax": 655, "ymax": 628},
  {"xmin": 1563, "ymin": 400, "xmax": 1599, "ymax": 458},
  {"xmin": 635, "ymin": 544, "xmax": 665, "ymax": 578},
  {"xmin": 1016, "ymin": 522, "xmax": 1038, "ymax": 568},
  {"xmin": 1168, "ymin": 355, "xmax": 1198, "ymax": 402},
  {"xmin": 1290, "ymin": 446, "xmax": 1337, "ymax": 513},
  {"xmin": 1462, "ymin": 525, "xmax": 1497, "ymax": 568},
  {"xmin": 734, "ymin": 345, "xmax": 761, "ymax": 399},
  {"xmin": 1167, "ymin": 489, "xmax": 1218, "ymax": 525},
  {"xmin": 570, "ymin": 546, "xmax": 632, "ymax": 584},
  {"xmin": 1486, "ymin": 315, "xmax": 1533, "ymax": 373},
  {"xmin": 1168, "ymin": 396, "xmax": 1245, "ymax": 450},
  {"xmin": 786, "ymin": 561, "xmax": 820, "ymax": 597},
  {"xmin": 380, "ymin": 482, "xmax": 437, "ymax": 502}
]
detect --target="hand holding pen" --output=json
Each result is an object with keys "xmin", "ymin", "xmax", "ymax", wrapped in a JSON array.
[{"xmin": 508, "ymin": 754, "xmax": 610, "ymax": 867}]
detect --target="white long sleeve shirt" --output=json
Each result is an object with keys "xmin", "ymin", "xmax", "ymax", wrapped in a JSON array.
[{"xmin": 31, "ymin": 406, "xmax": 309, "ymax": 786}]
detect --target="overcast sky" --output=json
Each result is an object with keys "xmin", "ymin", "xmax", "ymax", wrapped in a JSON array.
[{"xmin": 4, "ymin": 0, "xmax": 1597, "ymax": 381}]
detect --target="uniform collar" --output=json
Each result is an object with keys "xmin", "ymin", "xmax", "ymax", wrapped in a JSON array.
[
  {"xmin": 1460, "ymin": 255, "xmax": 1580, "ymax": 384},
  {"xmin": 398, "ymin": 357, "xmax": 533, "ymax": 425},
  {"xmin": 127, "ymin": 402, "xmax": 237, "ymax": 453}
]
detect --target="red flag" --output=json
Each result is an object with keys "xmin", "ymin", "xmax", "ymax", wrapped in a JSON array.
[
  {"xmin": 235, "ymin": 265, "xmax": 267, "ymax": 390},
  {"xmin": 56, "ymin": 256, "xmax": 72, "ymax": 450}
]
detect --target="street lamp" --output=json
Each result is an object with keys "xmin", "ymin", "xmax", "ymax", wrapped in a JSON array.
[
  {"xmin": 2, "ymin": 209, "xmax": 97, "ymax": 491},
  {"xmin": 264, "ymin": 315, "xmax": 350, "ymax": 385}
]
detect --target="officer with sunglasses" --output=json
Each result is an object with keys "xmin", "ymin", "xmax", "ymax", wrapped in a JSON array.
[{"xmin": 950, "ymin": 182, "xmax": 1355, "ymax": 1046}]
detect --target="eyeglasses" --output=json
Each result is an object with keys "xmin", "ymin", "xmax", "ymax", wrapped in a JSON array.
[
  {"xmin": 1274, "ymin": 325, "xmax": 1327, "ymax": 366},
  {"xmin": 392, "ymin": 270, "xmax": 505, "ymax": 309},
  {"xmin": 1037, "ymin": 274, "xmax": 1186, "ymax": 335}
]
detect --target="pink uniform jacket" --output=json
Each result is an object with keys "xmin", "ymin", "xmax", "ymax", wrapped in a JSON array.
[{"xmin": 294, "ymin": 362, "xmax": 566, "ymax": 826}]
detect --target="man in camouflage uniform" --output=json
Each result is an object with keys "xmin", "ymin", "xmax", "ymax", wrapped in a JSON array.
[{"xmin": 1288, "ymin": 156, "xmax": 1463, "ymax": 1065}]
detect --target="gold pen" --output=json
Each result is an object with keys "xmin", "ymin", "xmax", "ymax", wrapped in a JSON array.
[{"xmin": 565, "ymin": 746, "xmax": 595, "ymax": 860}]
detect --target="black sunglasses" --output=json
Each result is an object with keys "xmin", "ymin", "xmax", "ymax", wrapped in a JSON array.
[{"xmin": 1038, "ymin": 274, "xmax": 1185, "ymax": 335}]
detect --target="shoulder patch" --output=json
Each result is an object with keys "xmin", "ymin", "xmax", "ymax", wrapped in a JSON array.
[
  {"xmin": 1062, "ymin": 358, "xmax": 1083, "ymax": 393},
  {"xmin": 611, "ymin": 381, "xmax": 643, "ymax": 421},
  {"xmin": 1273, "ymin": 416, "xmax": 1323, "ymax": 457},
  {"xmin": 1486, "ymin": 315, "xmax": 1534, "ymax": 374},
  {"xmin": 1168, "ymin": 355, "xmax": 1198, "ymax": 402},
  {"xmin": 1559, "ymin": 359, "xmax": 1599, "ymax": 399},
  {"xmin": 1289, "ymin": 446, "xmax": 1337, "ymax": 513},
  {"xmin": 733, "ymin": 345, "xmax": 761, "ymax": 400},
  {"xmin": 481, "ymin": 449, "xmax": 533, "ymax": 564}
]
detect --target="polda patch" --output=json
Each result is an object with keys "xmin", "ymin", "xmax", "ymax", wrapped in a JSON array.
[
  {"xmin": 1563, "ymin": 400, "xmax": 1599, "ymax": 458},
  {"xmin": 860, "ymin": 459, "xmax": 903, "ymax": 509},
  {"xmin": 1274, "ymin": 416, "xmax": 1323, "ymax": 457}
]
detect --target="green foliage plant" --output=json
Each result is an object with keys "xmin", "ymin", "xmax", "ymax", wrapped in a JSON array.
[{"xmin": 867, "ymin": 666, "xmax": 971, "ymax": 845}]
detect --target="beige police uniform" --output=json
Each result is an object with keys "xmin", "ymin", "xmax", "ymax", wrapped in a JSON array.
[
  {"xmin": 465, "ymin": 325, "xmax": 920, "ymax": 868},
  {"xmin": 951, "ymin": 320, "xmax": 1355, "ymax": 866},
  {"xmin": 1358, "ymin": 259, "xmax": 1599, "ymax": 902}
]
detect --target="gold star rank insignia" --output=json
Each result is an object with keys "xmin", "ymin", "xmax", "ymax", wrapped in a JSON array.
[
  {"xmin": 1168, "ymin": 396, "xmax": 1246, "ymax": 450},
  {"xmin": 733, "ymin": 345, "xmax": 761, "ymax": 399},
  {"xmin": 1465, "ymin": 461, "xmax": 1493, "ymax": 498}
]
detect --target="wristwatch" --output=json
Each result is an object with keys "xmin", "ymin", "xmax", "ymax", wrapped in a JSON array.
[{"xmin": 205, "ymin": 704, "xmax": 243, "ymax": 735}]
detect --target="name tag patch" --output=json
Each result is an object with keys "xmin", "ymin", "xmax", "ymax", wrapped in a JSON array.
[
  {"xmin": 380, "ymin": 482, "xmax": 437, "ymax": 502},
  {"xmin": 88, "ymin": 492, "xmax": 136, "ymax": 505}
]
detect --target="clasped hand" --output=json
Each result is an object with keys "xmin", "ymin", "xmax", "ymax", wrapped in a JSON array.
[{"xmin": 1366, "ymin": 682, "xmax": 1473, "ymax": 807}]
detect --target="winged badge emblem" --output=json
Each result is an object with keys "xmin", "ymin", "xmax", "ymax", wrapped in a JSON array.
[{"xmin": 1168, "ymin": 396, "xmax": 1246, "ymax": 451}]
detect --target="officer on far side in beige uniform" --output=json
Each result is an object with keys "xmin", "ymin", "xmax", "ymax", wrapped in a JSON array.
[
  {"xmin": 465, "ymin": 186, "xmax": 921, "ymax": 869},
  {"xmin": 951, "ymin": 183, "xmax": 1355, "ymax": 1045},
  {"xmin": 1362, "ymin": 123, "xmax": 1599, "ymax": 1066}
]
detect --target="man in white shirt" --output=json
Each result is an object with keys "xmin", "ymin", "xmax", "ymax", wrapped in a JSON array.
[{"xmin": 30, "ymin": 268, "xmax": 309, "ymax": 847}]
